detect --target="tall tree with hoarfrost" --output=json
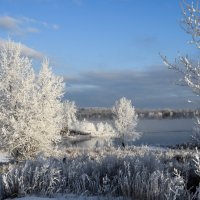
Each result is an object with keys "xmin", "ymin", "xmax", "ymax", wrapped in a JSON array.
[
  {"xmin": 112, "ymin": 97, "xmax": 140, "ymax": 146},
  {"xmin": 0, "ymin": 40, "xmax": 35, "ymax": 157},
  {"xmin": 33, "ymin": 59, "xmax": 65, "ymax": 154},
  {"xmin": 0, "ymin": 40, "xmax": 65, "ymax": 158},
  {"xmin": 161, "ymin": 0, "xmax": 200, "ymax": 143}
]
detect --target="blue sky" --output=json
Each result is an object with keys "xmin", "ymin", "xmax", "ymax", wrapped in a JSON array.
[{"xmin": 0, "ymin": 0, "xmax": 198, "ymax": 108}]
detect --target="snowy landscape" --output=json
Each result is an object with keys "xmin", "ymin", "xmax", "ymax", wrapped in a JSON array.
[{"xmin": 1, "ymin": 0, "xmax": 200, "ymax": 200}]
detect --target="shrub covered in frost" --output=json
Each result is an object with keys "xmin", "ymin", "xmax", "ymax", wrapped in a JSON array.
[
  {"xmin": 63, "ymin": 100, "xmax": 77, "ymax": 132},
  {"xmin": 0, "ymin": 147, "xmax": 200, "ymax": 199},
  {"xmin": 112, "ymin": 97, "xmax": 140, "ymax": 146},
  {"xmin": 72, "ymin": 119, "xmax": 97, "ymax": 134}
]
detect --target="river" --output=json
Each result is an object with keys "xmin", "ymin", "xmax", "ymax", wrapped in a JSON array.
[
  {"xmin": 76, "ymin": 118, "xmax": 195, "ymax": 148},
  {"xmin": 134, "ymin": 118, "xmax": 194, "ymax": 146}
]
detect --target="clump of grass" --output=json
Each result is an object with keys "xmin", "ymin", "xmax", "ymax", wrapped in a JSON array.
[{"xmin": 0, "ymin": 146, "xmax": 200, "ymax": 199}]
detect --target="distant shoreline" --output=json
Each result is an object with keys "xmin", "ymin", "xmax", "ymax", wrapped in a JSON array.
[{"xmin": 77, "ymin": 108, "xmax": 200, "ymax": 120}]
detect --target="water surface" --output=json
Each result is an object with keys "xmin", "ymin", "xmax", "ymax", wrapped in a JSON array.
[
  {"xmin": 134, "ymin": 118, "xmax": 193, "ymax": 146},
  {"xmin": 76, "ymin": 118, "xmax": 194, "ymax": 148}
]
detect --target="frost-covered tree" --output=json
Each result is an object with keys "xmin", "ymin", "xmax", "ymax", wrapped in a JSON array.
[
  {"xmin": 112, "ymin": 97, "xmax": 140, "ymax": 146},
  {"xmin": 161, "ymin": 0, "xmax": 200, "ymax": 144},
  {"xmin": 0, "ymin": 40, "xmax": 65, "ymax": 158},
  {"xmin": 96, "ymin": 122, "xmax": 115, "ymax": 137},
  {"xmin": 63, "ymin": 100, "xmax": 77, "ymax": 132},
  {"xmin": 73, "ymin": 119, "xmax": 97, "ymax": 134},
  {"xmin": 31, "ymin": 59, "xmax": 65, "ymax": 155},
  {"xmin": 0, "ymin": 40, "xmax": 36, "ymax": 157}
]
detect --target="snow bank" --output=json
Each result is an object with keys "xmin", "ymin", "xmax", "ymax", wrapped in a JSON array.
[
  {"xmin": 0, "ymin": 151, "xmax": 10, "ymax": 163},
  {"xmin": 9, "ymin": 195, "xmax": 124, "ymax": 200}
]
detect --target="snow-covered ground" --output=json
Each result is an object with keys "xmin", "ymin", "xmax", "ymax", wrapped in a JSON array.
[
  {"xmin": 0, "ymin": 151, "xmax": 10, "ymax": 163},
  {"xmin": 7, "ymin": 195, "xmax": 124, "ymax": 200}
]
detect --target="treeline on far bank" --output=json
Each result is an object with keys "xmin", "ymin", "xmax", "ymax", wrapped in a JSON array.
[{"xmin": 77, "ymin": 108, "xmax": 200, "ymax": 120}]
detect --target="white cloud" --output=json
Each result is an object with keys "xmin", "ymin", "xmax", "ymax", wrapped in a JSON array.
[
  {"xmin": 52, "ymin": 24, "xmax": 59, "ymax": 30},
  {"xmin": 26, "ymin": 27, "xmax": 40, "ymax": 33},
  {"xmin": 65, "ymin": 68, "xmax": 198, "ymax": 108},
  {"xmin": 0, "ymin": 15, "xmax": 59, "ymax": 35},
  {"xmin": 20, "ymin": 43, "xmax": 43, "ymax": 60},
  {"xmin": 0, "ymin": 39, "xmax": 43, "ymax": 60},
  {"xmin": 21, "ymin": 16, "xmax": 59, "ymax": 30},
  {"xmin": 68, "ymin": 84, "xmax": 99, "ymax": 92},
  {"xmin": 0, "ymin": 16, "xmax": 21, "ymax": 34}
]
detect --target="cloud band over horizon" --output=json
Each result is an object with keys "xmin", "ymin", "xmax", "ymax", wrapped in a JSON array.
[{"xmin": 65, "ymin": 67, "xmax": 199, "ymax": 109}]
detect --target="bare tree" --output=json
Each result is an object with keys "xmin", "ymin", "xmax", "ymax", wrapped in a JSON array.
[
  {"xmin": 161, "ymin": 0, "xmax": 200, "ymax": 93},
  {"xmin": 161, "ymin": 0, "xmax": 200, "ymax": 144}
]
